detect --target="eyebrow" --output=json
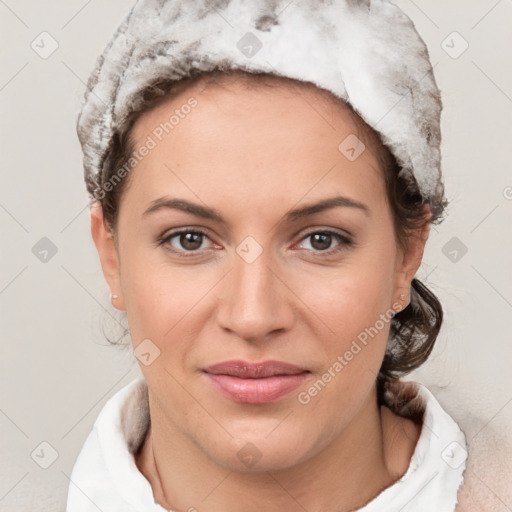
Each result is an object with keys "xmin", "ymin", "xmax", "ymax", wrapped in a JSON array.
[{"xmin": 142, "ymin": 195, "xmax": 370, "ymax": 224}]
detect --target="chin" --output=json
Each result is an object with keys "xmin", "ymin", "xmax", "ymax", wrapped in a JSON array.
[{"xmin": 198, "ymin": 424, "xmax": 325, "ymax": 473}]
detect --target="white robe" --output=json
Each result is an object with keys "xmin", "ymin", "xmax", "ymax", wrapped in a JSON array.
[{"xmin": 65, "ymin": 377, "xmax": 468, "ymax": 511}]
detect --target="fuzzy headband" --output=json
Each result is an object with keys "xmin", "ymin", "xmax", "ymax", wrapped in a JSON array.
[{"xmin": 77, "ymin": 0, "xmax": 445, "ymax": 218}]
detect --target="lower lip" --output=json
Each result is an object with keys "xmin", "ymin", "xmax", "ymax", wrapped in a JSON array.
[{"xmin": 205, "ymin": 373, "xmax": 310, "ymax": 404}]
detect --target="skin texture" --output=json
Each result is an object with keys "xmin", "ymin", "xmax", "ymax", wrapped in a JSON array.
[{"xmin": 91, "ymin": 73, "xmax": 430, "ymax": 511}]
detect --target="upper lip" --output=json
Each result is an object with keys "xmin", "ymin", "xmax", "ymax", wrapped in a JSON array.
[{"xmin": 204, "ymin": 360, "xmax": 309, "ymax": 378}]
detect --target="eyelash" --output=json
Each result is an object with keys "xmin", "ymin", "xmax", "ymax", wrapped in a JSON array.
[{"xmin": 157, "ymin": 228, "xmax": 354, "ymax": 258}]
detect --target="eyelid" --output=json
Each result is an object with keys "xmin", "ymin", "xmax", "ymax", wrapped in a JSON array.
[{"xmin": 298, "ymin": 227, "xmax": 353, "ymax": 242}]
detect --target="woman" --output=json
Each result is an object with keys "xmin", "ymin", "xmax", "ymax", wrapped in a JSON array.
[{"xmin": 67, "ymin": 1, "xmax": 471, "ymax": 510}]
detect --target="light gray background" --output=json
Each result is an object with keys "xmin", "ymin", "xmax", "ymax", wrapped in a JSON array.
[{"xmin": 1, "ymin": 0, "xmax": 511, "ymax": 510}]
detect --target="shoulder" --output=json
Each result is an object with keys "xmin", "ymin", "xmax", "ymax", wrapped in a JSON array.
[
  {"xmin": 408, "ymin": 382, "xmax": 512, "ymax": 512},
  {"xmin": 454, "ymin": 410, "xmax": 512, "ymax": 511}
]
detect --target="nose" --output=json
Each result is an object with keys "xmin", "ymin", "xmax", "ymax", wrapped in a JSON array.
[{"xmin": 216, "ymin": 247, "xmax": 295, "ymax": 343}]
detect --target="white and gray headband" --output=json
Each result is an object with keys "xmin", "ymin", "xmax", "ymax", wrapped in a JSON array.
[{"xmin": 77, "ymin": 0, "xmax": 446, "ymax": 219}]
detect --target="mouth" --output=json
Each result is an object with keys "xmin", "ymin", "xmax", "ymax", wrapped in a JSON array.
[{"xmin": 203, "ymin": 360, "xmax": 311, "ymax": 404}]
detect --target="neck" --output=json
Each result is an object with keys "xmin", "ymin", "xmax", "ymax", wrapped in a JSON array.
[{"xmin": 136, "ymin": 384, "xmax": 419, "ymax": 512}]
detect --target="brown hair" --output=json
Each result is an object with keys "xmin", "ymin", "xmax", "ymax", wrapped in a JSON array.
[{"xmin": 92, "ymin": 69, "xmax": 447, "ymax": 395}]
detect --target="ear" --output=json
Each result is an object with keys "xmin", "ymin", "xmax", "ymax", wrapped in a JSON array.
[
  {"xmin": 90, "ymin": 203, "xmax": 126, "ymax": 310},
  {"xmin": 393, "ymin": 204, "xmax": 432, "ymax": 307}
]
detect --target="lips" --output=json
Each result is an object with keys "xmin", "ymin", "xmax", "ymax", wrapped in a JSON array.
[{"xmin": 203, "ymin": 360, "xmax": 310, "ymax": 404}]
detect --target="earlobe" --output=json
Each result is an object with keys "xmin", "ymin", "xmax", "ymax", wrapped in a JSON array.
[{"xmin": 90, "ymin": 203, "xmax": 126, "ymax": 310}]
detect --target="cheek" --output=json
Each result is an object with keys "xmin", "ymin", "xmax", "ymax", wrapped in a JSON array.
[
  {"xmin": 292, "ymin": 264, "xmax": 396, "ymax": 435},
  {"xmin": 121, "ymin": 261, "xmax": 206, "ymax": 343},
  {"xmin": 286, "ymin": 237, "xmax": 398, "ymax": 404},
  {"xmin": 292, "ymin": 248, "xmax": 396, "ymax": 346},
  {"xmin": 117, "ymin": 237, "xmax": 190, "ymax": 340}
]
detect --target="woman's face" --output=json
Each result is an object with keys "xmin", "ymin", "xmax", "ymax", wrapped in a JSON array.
[{"xmin": 93, "ymin": 74, "xmax": 427, "ymax": 471}]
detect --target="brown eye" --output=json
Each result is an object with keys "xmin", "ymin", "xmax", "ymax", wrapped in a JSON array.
[
  {"xmin": 179, "ymin": 232, "xmax": 204, "ymax": 251},
  {"xmin": 310, "ymin": 233, "xmax": 333, "ymax": 251},
  {"xmin": 159, "ymin": 229, "xmax": 211, "ymax": 253},
  {"xmin": 296, "ymin": 230, "xmax": 353, "ymax": 255}
]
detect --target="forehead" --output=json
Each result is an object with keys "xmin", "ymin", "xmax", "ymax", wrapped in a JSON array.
[
  {"xmin": 131, "ymin": 71, "xmax": 376, "ymax": 146},
  {"xmin": 126, "ymin": 72, "xmax": 386, "ymax": 213}
]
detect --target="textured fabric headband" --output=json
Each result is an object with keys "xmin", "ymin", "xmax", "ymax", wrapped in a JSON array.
[{"xmin": 77, "ymin": 0, "xmax": 445, "ymax": 219}]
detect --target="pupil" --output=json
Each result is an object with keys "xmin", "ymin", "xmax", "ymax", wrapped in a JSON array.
[
  {"xmin": 181, "ymin": 233, "xmax": 202, "ymax": 250},
  {"xmin": 311, "ymin": 233, "xmax": 331, "ymax": 251}
]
